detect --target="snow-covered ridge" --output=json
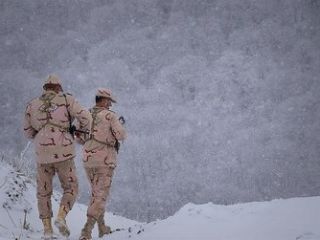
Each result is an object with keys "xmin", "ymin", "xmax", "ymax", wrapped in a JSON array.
[
  {"xmin": 0, "ymin": 163, "xmax": 319, "ymax": 240},
  {"xmin": 0, "ymin": 163, "xmax": 139, "ymax": 240}
]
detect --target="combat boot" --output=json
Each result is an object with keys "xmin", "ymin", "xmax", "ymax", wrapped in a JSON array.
[
  {"xmin": 79, "ymin": 216, "xmax": 96, "ymax": 240},
  {"xmin": 98, "ymin": 215, "xmax": 111, "ymax": 238},
  {"xmin": 54, "ymin": 206, "xmax": 70, "ymax": 237},
  {"xmin": 42, "ymin": 218, "xmax": 53, "ymax": 240}
]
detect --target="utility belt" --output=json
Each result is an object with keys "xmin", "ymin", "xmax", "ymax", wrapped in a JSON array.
[
  {"xmin": 38, "ymin": 121, "xmax": 70, "ymax": 133},
  {"xmin": 88, "ymin": 135, "xmax": 115, "ymax": 148}
]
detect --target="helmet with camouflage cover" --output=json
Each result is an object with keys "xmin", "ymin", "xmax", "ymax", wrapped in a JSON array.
[
  {"xmin": 96, "ymin": 88, "xmax": 117, "ymax": 103},
  {"xmin": 43, "ymin": 74, "xmax": 62, "ymax": 87}
]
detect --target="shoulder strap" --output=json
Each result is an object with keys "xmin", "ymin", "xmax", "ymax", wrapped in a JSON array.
[
  {"xmin": 90, "ymin": 107, "xmax": 103, "ymax": 134},
  {"xmin": 39, "ymin": 92, "xmax": 55, "ymax": 112},
  {"xmin": 89, "ymin": 108, "xmax": 113, "ymax": 145},
  {"xmin": 63, "ymin": 93, "xmax": 73, "ymax": 132}
]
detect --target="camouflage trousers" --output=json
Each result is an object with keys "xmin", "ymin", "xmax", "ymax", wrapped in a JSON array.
[
  {"xmin": 36, "ymin": 159, "xmax": 78, "ymax": 219},
  {"xmin": 85, "ymin": 166, "xmax": 114, "ymax": 219}
]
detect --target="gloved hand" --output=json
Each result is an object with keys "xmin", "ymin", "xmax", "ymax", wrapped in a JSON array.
[{"xmin": 119, "ymin": 116, "xmax": 125, "ymax": 125}]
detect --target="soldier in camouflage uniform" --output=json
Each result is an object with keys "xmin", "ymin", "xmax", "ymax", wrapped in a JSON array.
[
  {"xmin": 23, "ymin": 75, "xmax": 92, "ymax": 239},
  {"xmin": 77, "ymin": 88, "xmax": 126, "ymax": 240}
]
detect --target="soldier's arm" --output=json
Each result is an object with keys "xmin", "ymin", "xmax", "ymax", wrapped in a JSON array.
[
  {"xmin": 73, "ymin": 121, "xmax": 88, "ymax": 145},
  {"xmin": 67, "ymin": 94, "xmax": 92, "ymax": 132},
  {"xmin": 23, "ymin": 104, "xmax": 37, "ymax": 139},
  {"xmin": 110, "ymin": 113, "xmax": 127, "ymax": 141}
]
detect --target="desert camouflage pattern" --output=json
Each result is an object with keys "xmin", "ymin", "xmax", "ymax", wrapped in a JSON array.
[
  {"xmin": 96, "ymin": 88, "xmax": 117, "ymax": 102},
  {"xmin": 85, "ymin": 166, "xmax": 114, "ymax": 219},
  {"xmin": 80, "ymin": 105, "xmax": 126, "ymax": 221},
  {"xmin": 82, "ymin": 106, "xmax": 126, "ymax": 168},
  {"xmin": 44, "ymin": 74, "xmax": 62, "ymax": 86},
  {"xmin": 23, "ymin": 89, "xmax": 92, "ymax": 164},
  {"xmin": 37, "ymin": 159, "xmax": 78, "ymax": 219}
]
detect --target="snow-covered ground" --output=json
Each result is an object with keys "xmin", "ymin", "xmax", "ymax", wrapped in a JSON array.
[{"xmin": 0, "ymin": 163, "xmax": 319, "ymax": 240}]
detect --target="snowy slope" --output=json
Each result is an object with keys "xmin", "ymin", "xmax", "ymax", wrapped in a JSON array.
[
  {"xmin": 128, "ymin": 198, "xmax": 320, "ymax": 240},
  {"xmin": 0, "ymin": 163, "xmax": 319, "ymax": 240},
  {"xmin": 0, "ymin": 163, "xmax": 139, "ymax": 240}
]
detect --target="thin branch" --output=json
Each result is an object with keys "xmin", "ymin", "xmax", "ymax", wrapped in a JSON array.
[
  {"xmin": 23, "ymin": 209, "xmax": 28, "ymax": 230},
  {"xmin": 17, "ymin": 141, "xmax": 31, "ymax": 172}
]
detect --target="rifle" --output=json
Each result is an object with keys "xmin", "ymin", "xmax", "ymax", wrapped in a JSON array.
[{"xmin": 69, "ymin": 125, "xmax": 90, "ymax": 135}]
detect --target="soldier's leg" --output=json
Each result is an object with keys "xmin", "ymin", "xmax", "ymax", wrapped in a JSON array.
[
  {"xmin": 87, "ymin": 166, "xmax": 113, "ymax": 219},
  {"xmin": 36, "ymin": 163, "xmax": 55, "ymax": 238},
  {"xmin": 79, "ymin": 216, "xmax": 96, "ymax": 240},
  {"xmin": 56, "ymin": 159, "xmax": 79, "ymax": 212},
  {"xmin": 80, "ymin": 167, "xmax": 113, "ymax": 239},
  {"xmin": 97, "ymin": 166, "xmax": 114, "ymax": 237},
  {"xmin": 79, "ymin": 167, "xmax": 96, "ymax": 240},
  {"xmin": 97, "ymin": 213, "xmax": 111, "ymax": 237},
  {"xmin": 54, "ymin": 159, "xmax": 78, "ymax": 237}
]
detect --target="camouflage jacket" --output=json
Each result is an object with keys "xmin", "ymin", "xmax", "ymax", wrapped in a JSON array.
[
  {"xmin": 82, "ymin": 106, "xmax": 126, "ymax": 168},
  {"xmin": 23, "ymin": 90, "xmax": 92, "ymax": 164}
]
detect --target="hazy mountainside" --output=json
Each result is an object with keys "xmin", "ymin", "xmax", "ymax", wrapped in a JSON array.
[{"xmin": 0, "ymin": 0, "xmax": 320, "ymax": 221}]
